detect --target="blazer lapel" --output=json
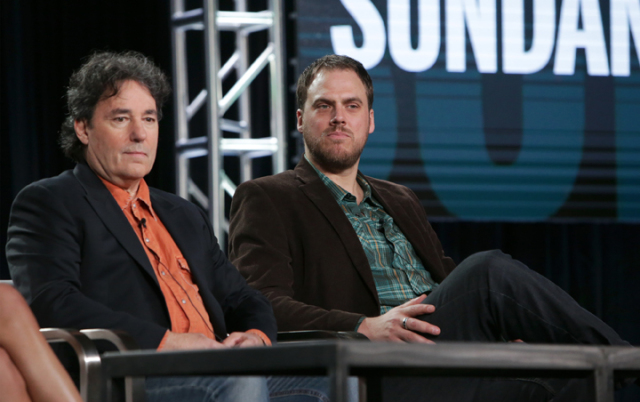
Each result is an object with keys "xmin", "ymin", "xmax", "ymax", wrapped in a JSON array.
[
  {"xmin": 73, "ymin": 164, "xmax": 159, "ymax": 286},
  {"xmin": 295, "ymin": 159, "xmax": 379, "ymax": 304}
]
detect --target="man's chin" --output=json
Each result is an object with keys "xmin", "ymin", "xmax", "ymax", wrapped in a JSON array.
[
  {"xmin": 310, "ymin": 151, "xmax": 360, "ymax": 173},
  {"xmin": 121, "ymin": 167, "xmax": 152, "ymax": 181}
]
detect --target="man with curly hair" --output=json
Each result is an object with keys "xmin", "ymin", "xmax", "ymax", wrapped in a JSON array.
[{"xmin": 7, "ymin": 51, "xmax": 328, "ymax": 402}]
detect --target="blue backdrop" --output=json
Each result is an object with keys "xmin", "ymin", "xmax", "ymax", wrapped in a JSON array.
[{"xmin": 296, "ymin": 0, "xmax": 640, "ymax": 221}]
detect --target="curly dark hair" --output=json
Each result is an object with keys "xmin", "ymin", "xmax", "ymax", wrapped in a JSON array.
[
  {"xmin": 296, "ymin": 54, "xmax": 373, "ymax": 112},
  {"xmin": 59, "ymin": 51, "xmax": 171, "ymax": 162}
]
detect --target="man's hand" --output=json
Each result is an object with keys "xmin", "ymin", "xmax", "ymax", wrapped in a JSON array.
[
  {"xmin": 222, "ymin": 332, "xmax": 265, "ymax": 348},
  {"xmin": 357, "ymin": 294, "xmax": 439, "ymax": 343},
  {"xmin": 160, "ymin": 332, "xmax": 228, "ymax": 351}
]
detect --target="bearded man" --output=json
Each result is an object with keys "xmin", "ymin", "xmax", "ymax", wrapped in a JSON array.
[{"xmin": 228, "ymin": 54, "xmax": 635, "ymax": 401}]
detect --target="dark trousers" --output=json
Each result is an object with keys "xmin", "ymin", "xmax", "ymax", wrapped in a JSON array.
[
  {"xmin": 421, "ymin": 250, "xmax": 626, "ymax": 345},
  {"xmin": 383, "ymin": 250, "xmax": 629, "ymax": 402}
]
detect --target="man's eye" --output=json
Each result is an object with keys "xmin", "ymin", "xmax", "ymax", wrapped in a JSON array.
[
  {"xmin": 114, "ymin": 117, "xmax": 127, "ymax": 122},
  {"xmin": 144, "ymin": 117, "xmax": 157, "ymax": 123}
]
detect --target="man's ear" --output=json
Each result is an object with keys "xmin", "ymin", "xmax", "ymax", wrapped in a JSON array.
[
  {"xmin": 368, "ymin": 108, "xmax": 375, "ymax": 134},
  {"xmin": 296, "ymin": 109, "xmax": 304, "ymax": 133},
  {"xmin": 74, "ymin": 119, "xmax": 90, "ymax": 145}
]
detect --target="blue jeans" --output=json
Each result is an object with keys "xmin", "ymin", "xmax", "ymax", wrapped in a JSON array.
[
  {"xmin": 146, "ymin": 376, "xmax": 269, "ymax": 402},
  {"xmin": 146, "ymin": 375, "xmax": 351, "ymax": 402},
  {"xmin": 268, "ymin": 376, "xmax": 359, "ymax": 402}
]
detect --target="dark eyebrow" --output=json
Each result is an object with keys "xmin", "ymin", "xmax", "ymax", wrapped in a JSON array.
[
  {"xmin": 343, "ymin": 97, "xmax": 363, "ymax": 104},
  {"xmin": 312, "ymin": 97, "xmax": 363, "ymax": 106},
  {"xmin": 108, "ymin": 108, "xmax": 158, "ymax": 116},
  {"xmin": 312, "ymin": 97, "xmax": 334, "ymax": 106},
  {"xmin": 109, "ymin": 108, "xmax": 131, "ymax": 115}
]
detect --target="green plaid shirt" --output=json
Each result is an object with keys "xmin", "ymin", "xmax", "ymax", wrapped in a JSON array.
[{"xmin": 307, "ymin": 156, "xmax": 438, "ymax": 314}]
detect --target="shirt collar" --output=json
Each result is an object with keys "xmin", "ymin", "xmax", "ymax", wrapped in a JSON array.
[
  {"xmin": 304, "ymin": 154, "xmax": 375, "ymax": 205},
  {"xmin": 99, "ymin": 177, "xmax": 155, "ymax": 217}
]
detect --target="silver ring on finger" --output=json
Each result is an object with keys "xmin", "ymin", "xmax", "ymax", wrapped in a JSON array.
[{"xmin": 402, "ymin": 317, "xmax": 408, "ymax": 330}]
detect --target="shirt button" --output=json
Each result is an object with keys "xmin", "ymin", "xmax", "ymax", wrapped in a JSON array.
[
  {"xmin": 145, "ymin": 238, "xmax": 150, "ymax": 243},
  {"xmin": 182, "ymin": 299, "xmax": 186, "ymax": 304}
]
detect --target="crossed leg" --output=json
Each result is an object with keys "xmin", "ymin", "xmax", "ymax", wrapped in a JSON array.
[
  {"xmin": 420, "ymin": 250, "xmax": 627, "ymax": 346},
  {"xmin": 389, "ymin": 250, "xmax": 630, "ymax": 402}
]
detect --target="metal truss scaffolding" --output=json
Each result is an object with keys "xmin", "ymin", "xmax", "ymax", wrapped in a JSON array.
[{"xmin": 170, "ymin": 0, "xmax": 286, "ymax": 248}]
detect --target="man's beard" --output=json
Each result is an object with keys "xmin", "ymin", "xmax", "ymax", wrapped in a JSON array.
[{"xmin": 303, "ymin": 127, "xmax": 367, "ymax": 174}]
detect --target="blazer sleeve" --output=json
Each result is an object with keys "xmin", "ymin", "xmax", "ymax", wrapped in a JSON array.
[
  {"xmin": 229, "ymin": 180, "xmax": 366, "ymax": 332},
  {"xmin": 6, "ymin": 182, "xmax": 168, "ymax": 349},
  {"xmin": 192, "ymin": 204, "xmax": 278, "ymax": 342}
]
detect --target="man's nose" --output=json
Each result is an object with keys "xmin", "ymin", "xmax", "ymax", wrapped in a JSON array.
[
  {"xmin": 330, "ymin": 106, "xmax": 346, "ymax": 125},
  {"xmin": 130, "ymin": 119, "xmax": 147, "ymax": 141}
]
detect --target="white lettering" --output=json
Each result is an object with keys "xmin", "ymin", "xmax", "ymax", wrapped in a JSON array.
[
  {"xmin": 388, "ymin": 0, "xmax": 440, "ymax": 72},
  {"xmin": 611, "ymin": 0, "xmax": 640, "ymax": 76},
  {"xmin": 330, "ymin": 0, "xmax": 386, "ymax": 69},
  {"xmin": 446, "ymin": 0, "xmax": 498, "ymax": 73},
  {"xmin": 503, "ymin": 0, "xmax": 556, "ymax": 74},
  {"xmin": 329, "ymin": 0, "xmax": 633, "ymax": 77},
  {"xmin": 555, "ymin": 0, "xmax": 610, "ymax": 76}
]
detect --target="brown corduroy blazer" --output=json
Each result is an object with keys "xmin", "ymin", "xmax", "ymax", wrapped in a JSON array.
[{"xmin": 229, "ymin": 157, "xmax": 456, "ymax": 332}]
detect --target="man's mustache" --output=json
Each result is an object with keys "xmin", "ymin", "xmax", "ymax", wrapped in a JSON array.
[{"xmin": 322, "ymin": 126, "xmax": 353, "ymax": 137}]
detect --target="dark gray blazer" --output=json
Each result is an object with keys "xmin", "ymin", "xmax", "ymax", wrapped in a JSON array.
[
  {"xmin": 7, "ymin": 163, "xmax": 277, "ymax": 348},
  {"xmin": 229, "ymin": 157, "xmax": 455, "ymax": 332}
]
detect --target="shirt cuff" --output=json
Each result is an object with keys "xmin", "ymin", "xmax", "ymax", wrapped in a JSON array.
[
  {"xmin": 354, "ymin": 316, "xmax": 366, "ymax": 332},
  {"xmin": 246, "ymin": 329, "xmax": 272, "ymax": 346},
  {"xmin": 157, "ymin": 330, "xmax": 171, "ymax": 351}
]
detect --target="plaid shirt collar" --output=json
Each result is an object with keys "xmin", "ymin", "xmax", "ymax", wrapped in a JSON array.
[{"xmin": 304, "ymin": 154, "xmax": 381, "ymax": 208}]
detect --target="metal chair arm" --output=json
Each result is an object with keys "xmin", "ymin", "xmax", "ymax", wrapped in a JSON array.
[
  {"xmin": 40, "ymin": 328, "xmax": 102, "ymax": 402},
  {"xmin": 80, "ymin": 329, "xmax": 145, "ymax": 402}
]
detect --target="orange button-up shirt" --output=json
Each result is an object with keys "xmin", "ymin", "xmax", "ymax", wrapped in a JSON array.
[{"xmin": 101, "ymin": 178, "xmax": 270, "ymax": 349}]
